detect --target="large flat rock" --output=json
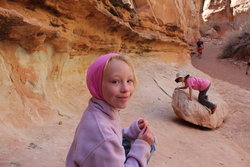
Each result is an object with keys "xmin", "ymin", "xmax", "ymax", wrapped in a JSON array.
[{"xmin": 172, "ymin": 89, "xmax": 229, "ymax": 129}]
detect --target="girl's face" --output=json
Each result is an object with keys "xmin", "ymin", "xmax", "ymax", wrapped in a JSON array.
[
  {"xmin": 102, "ymin": 59, "xmax": 135, "ymax": 109},
  {"xmin": 178, "ymin": 77, "xmax": 185, "ymax": 82}
]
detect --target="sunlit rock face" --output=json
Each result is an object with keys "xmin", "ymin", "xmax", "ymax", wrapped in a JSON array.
[
  {"xmin": 133, "ymin": 0, "xmax": 201, "ymax": 44},
  {"xmin": 0, "ymin": 0, "xmax": 202, "ymax": 55},
  {"xmin": 201, "ymin": 0, "xmax": 250, "ymax": 37},
  {"xmin": 0, "ymin": 0, "xmax": 203, "ymax": 130},
  {"xmin": 0, "ymin": 43, "xmax": 89, "ymax": 129},
  {"xmin": 230, "ymin": 0, "xmax": 250, "ymax": 28}
]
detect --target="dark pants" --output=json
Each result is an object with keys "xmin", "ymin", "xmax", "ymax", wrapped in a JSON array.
[{"xmin": 198, "ymin": 84, "xmax": 215, "ymax": 110}]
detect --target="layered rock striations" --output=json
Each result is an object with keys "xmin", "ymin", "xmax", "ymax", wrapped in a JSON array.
[
  {"xmin": 202, "ymin": 0, "xmax": 250, "ymax": 37},
  {"xmin": 0, "ymin": 0, "xmax": 202, "ymax": 129},
  {"xmin": 0, "ymin": 0, "xmax": 202, "ymax": 55}
]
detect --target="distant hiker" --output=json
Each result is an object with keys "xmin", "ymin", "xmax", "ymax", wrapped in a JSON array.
[
  {"xmin": 174, "ymin": 72, "xmax": 217, "ymax": 114},
  {"xmin": 66, "ymin": 53, "xmax": 156, "ymax": 167},
  {"xmin": 196, "ymin": 39, "xmax": 204, "ymax": 58},
  {"xmin": 246, "ymin": 57, "xmax": 250, "ymax": 75}
]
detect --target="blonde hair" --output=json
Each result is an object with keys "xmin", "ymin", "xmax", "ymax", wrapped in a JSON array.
[{"xmin": 106, "ymin": 54, "xmax": 137, "ymax": 85}]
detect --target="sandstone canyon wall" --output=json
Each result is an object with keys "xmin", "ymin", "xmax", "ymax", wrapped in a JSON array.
[
  {"xmin": 201, "ymin": 0, "xmax": 250, "ymax": 37},
  {"xmin": 0, "ymin": 0, "xmax": 201, "ymax": 134}
]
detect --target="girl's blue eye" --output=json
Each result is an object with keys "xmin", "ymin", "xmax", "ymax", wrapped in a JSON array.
[
  {"xmin": 127, "ymin": 79, "xmax": 134, "ymax": 83},
  {"xmin": 111, "ymin": 80, "xmax": 119, "ymax": 84}
]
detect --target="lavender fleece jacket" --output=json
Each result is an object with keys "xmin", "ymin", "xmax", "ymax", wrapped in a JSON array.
[{"xmin": 66, "ymin": 98, "xmax": 151, "ymax": 167}]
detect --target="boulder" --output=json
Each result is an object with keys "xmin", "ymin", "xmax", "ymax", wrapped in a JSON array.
[{"xmin": 171, "ymin": 89, "xmax": 229, "ymax": 129}]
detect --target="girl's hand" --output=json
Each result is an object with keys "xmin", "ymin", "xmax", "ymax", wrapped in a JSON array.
[
  {"xmin": 188, "ymin": 96, "xmax": 192, "ymax": 101},
  {"xmin": 138, "ymin": 119, "xmax": 149, "ymax": 130},
  {"xmin": 175, "ymin": 87, "xmax": 179, "ymax": 90},
  {"xmin": 138, "ymin": 126, "xmax": 154, "ymax": 145}
]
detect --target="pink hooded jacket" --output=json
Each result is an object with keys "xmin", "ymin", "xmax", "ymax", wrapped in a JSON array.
[{"xmin": 66, "ymin": 53, "xmax": 150, "ymax": 167}]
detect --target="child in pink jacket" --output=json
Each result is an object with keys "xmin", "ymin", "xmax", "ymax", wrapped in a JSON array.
[
  {"xmin": 66, "ymin": 53, "xmax": 156, "ymax": 167},
  {"xmin": 175, "ymin": 72, "xmax": 217, "ymax": 114}
]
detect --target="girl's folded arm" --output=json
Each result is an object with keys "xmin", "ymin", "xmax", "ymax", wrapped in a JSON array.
[{"xmin": 122, "ymin": 120, "xmax": 141, "ymax": 140}]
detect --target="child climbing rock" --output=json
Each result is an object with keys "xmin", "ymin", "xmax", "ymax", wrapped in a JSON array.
[{"xmin": 175, "ymin": 72, "xmax": 217, "ymax": 114}]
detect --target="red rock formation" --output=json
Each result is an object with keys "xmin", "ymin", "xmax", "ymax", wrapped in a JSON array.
[
  {"xmin": 0, "ymin": 1, "xmax": 250, "ymax": 166},
  {"xmin": 0, "ymin": 0, "xmax": 203, "ymax": 129},
  {"xmin": 201, "ymin": 0, "xmax": 250, "ymax": 37},
  {"xmin": 0, "ymin": 0, "xmax": 202, "ymax": 54}
]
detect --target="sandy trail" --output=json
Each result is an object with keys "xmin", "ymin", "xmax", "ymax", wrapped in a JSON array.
[
  {"xmin": 191, "ymin": 39, "xmax": 250, "ymax": 91},
  {"xmin": 191, "ymin": 38, "xmax": 250, "ymax": 156}
]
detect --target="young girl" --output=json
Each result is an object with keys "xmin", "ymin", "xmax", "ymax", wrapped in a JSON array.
[
  {"xmin": 66, "ymin": 53, "xmax": 155, "ymax": 167},
  {"xmin": 175, "ymin": 72, "xmax": 217, "ymax": 114}
]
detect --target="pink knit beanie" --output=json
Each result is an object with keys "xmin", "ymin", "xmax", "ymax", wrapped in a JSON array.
[{"xmin": 86, "ymin": 53, "xmax": 119, "ymax": 100}]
